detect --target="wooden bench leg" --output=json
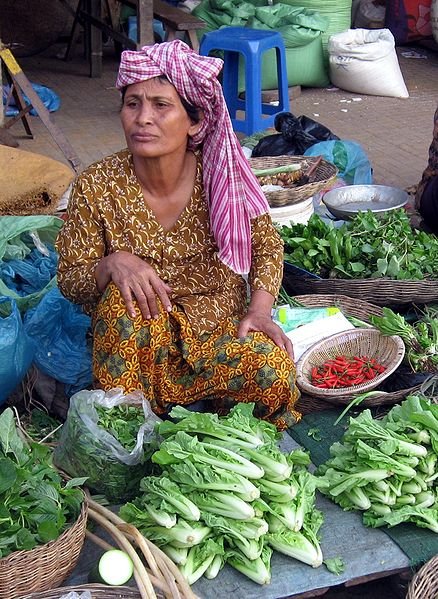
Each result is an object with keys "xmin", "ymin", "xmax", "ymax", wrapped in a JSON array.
[
  {"xmin": 164, "ymin": 28, "xmax": 177, "ymax": 42},
  {"xmin": 187, "ymin": 30, "xmax": 199, "ymax": 53}
]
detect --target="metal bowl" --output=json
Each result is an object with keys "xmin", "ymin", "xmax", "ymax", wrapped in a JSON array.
[{"xmin": 322, "ymin": 184, "xmax": 409, "ymax": 220}]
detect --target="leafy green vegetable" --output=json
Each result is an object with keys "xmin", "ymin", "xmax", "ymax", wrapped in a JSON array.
[
  {"xmin": 279, "ymin": 209, "xmax": 438, "ymax": 280},
  {"xmin": 0, "ymin": 408, "xmax": 85, "ymax": 558},
  {"xmin": 324, "ymin": 557, "xmax": 345, "ymax": 575}
]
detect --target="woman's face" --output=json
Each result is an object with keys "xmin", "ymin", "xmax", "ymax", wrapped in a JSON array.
[{"xmin": 120, "ymin": 78, "xmax": 199, "ymax": 159}]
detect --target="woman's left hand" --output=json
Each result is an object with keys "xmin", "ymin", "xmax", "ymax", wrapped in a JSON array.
[{"xmin": 238, "ymin": 312, "xmax": 294, "ymax": 361}]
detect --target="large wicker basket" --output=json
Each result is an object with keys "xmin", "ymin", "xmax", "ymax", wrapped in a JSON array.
[
  {"xmin": 20, "ymin": 584, "xmax": 141, "ymax": 599},
  {"xmin": 296, "ymin": 328, "xmax": 406, "ymax": 401},
  {"xmin": 283, "ymin": 262, "xmax": 438, "ymax": 307},
  {"xmin": 0, "ymin": 500, "xmax": 88, "ymax": 599},
  {"xmin": 249, "ymin": 155, "xmax": 338, "ymax": 207},
  {"xmin": 407, "ymin": 555, "xmax": 438, "ymax": 599}
]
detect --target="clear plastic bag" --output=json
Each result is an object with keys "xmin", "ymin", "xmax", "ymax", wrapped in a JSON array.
[{"xmin": 54, "ymin": 388, "xmax": 162, "ymax": 502}]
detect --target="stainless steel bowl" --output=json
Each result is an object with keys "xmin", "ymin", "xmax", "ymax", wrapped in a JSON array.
[{"xmin": 322, "ymin": 184, "xmax": 409, "ymax": 220}]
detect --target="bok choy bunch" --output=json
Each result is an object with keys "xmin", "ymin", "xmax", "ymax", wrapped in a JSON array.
[
  {"xmin": 119, "ymin": 403, "xmax": 324, "ymax": 586},
  {"xmin": 315, "ymin": 396, "xmax": 438, "ymax": 532}
]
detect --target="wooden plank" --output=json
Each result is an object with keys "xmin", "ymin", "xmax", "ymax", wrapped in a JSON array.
[
  {"xmin": 0, "ymin": 47, "xmax": 83, "ymax": 173},
  {"xmin": 153, "ymin": 0, "xmax": 205, "ymax": 31}
]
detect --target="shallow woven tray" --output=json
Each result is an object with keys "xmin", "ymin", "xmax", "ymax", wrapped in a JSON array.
[
  {"xmin": 249, "ymin": 155, "xmax": 338, "ymax": 207},
  {"xmin": 291, "ymin": 294, "xmax": 422, "ymax": 407},
  {"xmin": 20, "ymin": 584, "xmax": 141, "ymax": 599},
  {"xmin": 407, "ymin": 555, "xmax": 438, "ymax": 599},
  {"xmin": 0, "ymin": 500, "xmax": 88, "ymax": 599},
  {"xmin": 283, "ymin": 264, "xmax": 438, "ymax": 307},
  {"xmin": 296, "ymin": 328, "xmax": 405, "ymax": 400}
]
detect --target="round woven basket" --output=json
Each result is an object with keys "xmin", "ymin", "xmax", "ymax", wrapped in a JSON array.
[
  {"xmin": 20, "ymin": 584, "xmax": 141, "ymax": 599},
  {"xmin": 407, "ymin": 555, "xmax": 438, "ymax": 599},
  {"xmin": 0, "ymin": 500, "xmax": 88, "ymax": 599},
  {"xmin": 249, "ymin": 155, "xmax": 338, "ymax": 207},
  {"xmin": 292, "ymin": 294, "xmax": 422, "ymax": 407},
  {"xmin": 296, "ymin": 328, "xmax": 405, "ymax": 401}
]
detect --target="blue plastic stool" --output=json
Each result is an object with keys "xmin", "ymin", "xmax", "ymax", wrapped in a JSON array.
[{"xmin": 199, "ymin": 27, "xmax": 290, "ymax": 136}]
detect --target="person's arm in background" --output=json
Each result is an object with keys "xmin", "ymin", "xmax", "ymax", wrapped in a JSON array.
[
  {"xmin": 238, "ymin": 213, "xmax": 294, "ymax": 359},
  {"xmin": 415, "ymin": 104, "xmax": 438, "ymax": 211},
  {"xmin": 55, "ymin": 174, "xmax": 106, "ymax": 306}
]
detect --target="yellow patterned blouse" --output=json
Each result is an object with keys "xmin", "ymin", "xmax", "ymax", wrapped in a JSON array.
[{"xmin": 56, "ymin": 149, "xmax": 284, "ymax": 336}]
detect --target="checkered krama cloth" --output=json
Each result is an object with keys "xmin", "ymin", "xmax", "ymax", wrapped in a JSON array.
[{"xmin": 116, "ymin": 40, "xmax": 269, "ymax": 275}]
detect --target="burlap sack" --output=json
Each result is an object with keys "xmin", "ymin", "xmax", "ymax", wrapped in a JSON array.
[{"xmin": 0, "ymin": 146, "xmax": 75, "ymax": 215}]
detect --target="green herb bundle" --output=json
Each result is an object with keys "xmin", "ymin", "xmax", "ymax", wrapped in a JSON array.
[
  {"xmin": 370, "ymin": 306, "xmax": 438, "ymax": 373},
  {"xmin": 0, "ymin": 408, "xmax": 85, "ymax": 558},
  {"xmin": 280, "ymin": 209, "xmax": 438, "ymax": 280}
]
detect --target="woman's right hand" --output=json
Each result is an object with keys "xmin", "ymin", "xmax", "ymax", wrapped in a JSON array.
[{"xmin": 95, "ymin": 251, "xmax": 173, "ymax": 319}]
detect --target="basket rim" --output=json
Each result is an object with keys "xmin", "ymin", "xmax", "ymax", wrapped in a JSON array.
[
  {"xmin": 295, "ymin": 328, "xmax": 406, "ymax": 399},
  {"xmin": 249, "ymin": 155, "xmax": 338, "ymax": 207},
  {"xmin": 19, "ymin": 584, "xmax": 142, "ymax": 599}
]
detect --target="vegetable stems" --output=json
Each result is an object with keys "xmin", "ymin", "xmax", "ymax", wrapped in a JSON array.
[{"xmin": 87, "ymin": 498, "xmax": 197, "ymax": 599}]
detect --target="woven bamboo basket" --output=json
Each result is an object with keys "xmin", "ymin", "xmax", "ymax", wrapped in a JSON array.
[
  {"xmin": 296, "ymin": 328, "xmax": 405, "ymax": 400},
  {"xmin": 20, "ymin": 584, "xmax": 141, "ymax": 599},
  {"xmin": 282, "ymin": 262, "xmax": 438, "ymax": 307},
  {"xmin": 291, "ymin": 294, "xmax": 422, "ymax": 407},
  {"xmin": 249, "ymin": 155, "xmax": 338, "ymax": 207},
  {"xmin": 0, "ymin": 500, "xmax": 88, "ymax": 599},
  {"xmin": 407, "ymin": 555, "xmax": 438, "ymax": 599}
]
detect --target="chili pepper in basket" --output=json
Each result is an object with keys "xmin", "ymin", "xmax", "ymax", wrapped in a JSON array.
[{"xmin": 310, "ymin": 354, "xmax": 386, "ymax": 389}]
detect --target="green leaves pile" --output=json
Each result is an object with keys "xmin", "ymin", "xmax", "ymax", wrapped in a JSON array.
[
  {"xmin": 54, "ymin": 395, "xmax": 157, "ymax": 504},
  {"xmin": 95, "ymin": 404, "xmax": 147, "ymax": 452},
  {"xmin": 370, "ymin": 306, "xmax": 438, "ymax": 373},
  {"xmin": 119, "ymin": 404, "xmax": 324, "ymax": 586},
  {"xmin": 280, "ymin": 209, "xmax": 438, "ymax": 280},
  {"xmin": 0, "ymin": 408, "xmax": 85, "ymax": 558},
  {"xmin": 315, "ymin": 395, "xmax": 438, "ymax": 532}
]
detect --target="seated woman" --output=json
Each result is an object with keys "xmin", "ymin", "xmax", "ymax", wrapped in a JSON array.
[
  {"xmin": 415, "ymin": 104, "xmax": 438, "ymax": 234},
  {"xmin": 56, "ymin": 40, "xmax": 300, "ymax": 430}
]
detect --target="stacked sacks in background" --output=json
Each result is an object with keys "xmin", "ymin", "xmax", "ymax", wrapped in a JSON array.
[
  {"xmin": 193, "ymin": 0, "xmax": 330, "ymax": 89},
  {"xmin": 275, "ymin": 0, "xmax": 353, "ymax": 61}
]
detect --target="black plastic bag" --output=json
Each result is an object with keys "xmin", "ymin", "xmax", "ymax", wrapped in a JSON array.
[{"xmin": 252, "ymin": 112, "xmax": 339, "ymax": 157}]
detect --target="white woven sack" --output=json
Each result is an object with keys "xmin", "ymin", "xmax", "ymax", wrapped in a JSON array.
[{"xmin": 328, "ymin": 28, "xmax": 409, "ymax": 98}]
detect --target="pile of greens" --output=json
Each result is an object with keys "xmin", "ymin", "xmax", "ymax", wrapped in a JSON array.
[
  {"xmin": 119, "ymin": 404, "xmax": 324, "ymax": 586},
  {"xmin": 54, "ymin": 393, "xmax": 157, "ymax": 504},
  {"xmin": 0, "ymin": 408, "xmax": 85, "ymax": 558},
  {"xmin": 370, "ymin": 306, "xmax": 438, "ymax": 373},
  {"xmin": 315, "ymin": 395, "xmax": 438, "ymax": 532},
  {"xmin": 95, "ymin": 404, "xmax": 147, "ymax": 452},
  {"xmin": 279, "ymin": 209, "xmax": 438, "ymax": 280}
]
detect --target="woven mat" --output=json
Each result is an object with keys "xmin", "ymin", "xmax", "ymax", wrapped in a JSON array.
[{"xmin": 287, "ymin": 410, "xmax": 438, "ymax": 567}]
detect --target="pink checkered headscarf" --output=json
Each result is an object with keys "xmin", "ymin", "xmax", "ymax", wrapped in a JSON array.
[{"xmin": 115, "ymin": 40, "xmax": 269, "ymax": 275}]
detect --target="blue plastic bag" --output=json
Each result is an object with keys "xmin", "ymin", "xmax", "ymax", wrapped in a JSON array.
[
  {"xmin": 24, "ymin": 288, "xmax": 93, "ymax": 396},
  {"xmin": 0, "ymin": 298, "xmax": 35, "ymax": 405},
  {"xmin": 305, "ymin": 140, "xmax": 373, "ymax": 185},
  {"xmin": 0, "ymin": 216, "xmax": 63, "ymax": 315},
  {"xmin": 2, "ymin": 82, "xmax": 61, "ymax": 117}
]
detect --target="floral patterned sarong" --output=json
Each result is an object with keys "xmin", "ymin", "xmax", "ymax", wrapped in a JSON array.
[{"xmin": 93, "ymin": 284, "xmax": 301, "ymax": 430}]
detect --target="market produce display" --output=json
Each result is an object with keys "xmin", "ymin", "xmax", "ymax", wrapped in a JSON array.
[
  {"xmin": 315, "ymin": 394, "xmax": 438, "ymax": 531},
  {"xmin": 280, "ymin": 209, "xmax": 438, "ymax": 280},
  {"xmin": 119, "ymin": 404, "xmax": 324, "ymax": 586},
  {"xmin": 0, "ymin": 407, "xmax": 85, "ymax": 558}
]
